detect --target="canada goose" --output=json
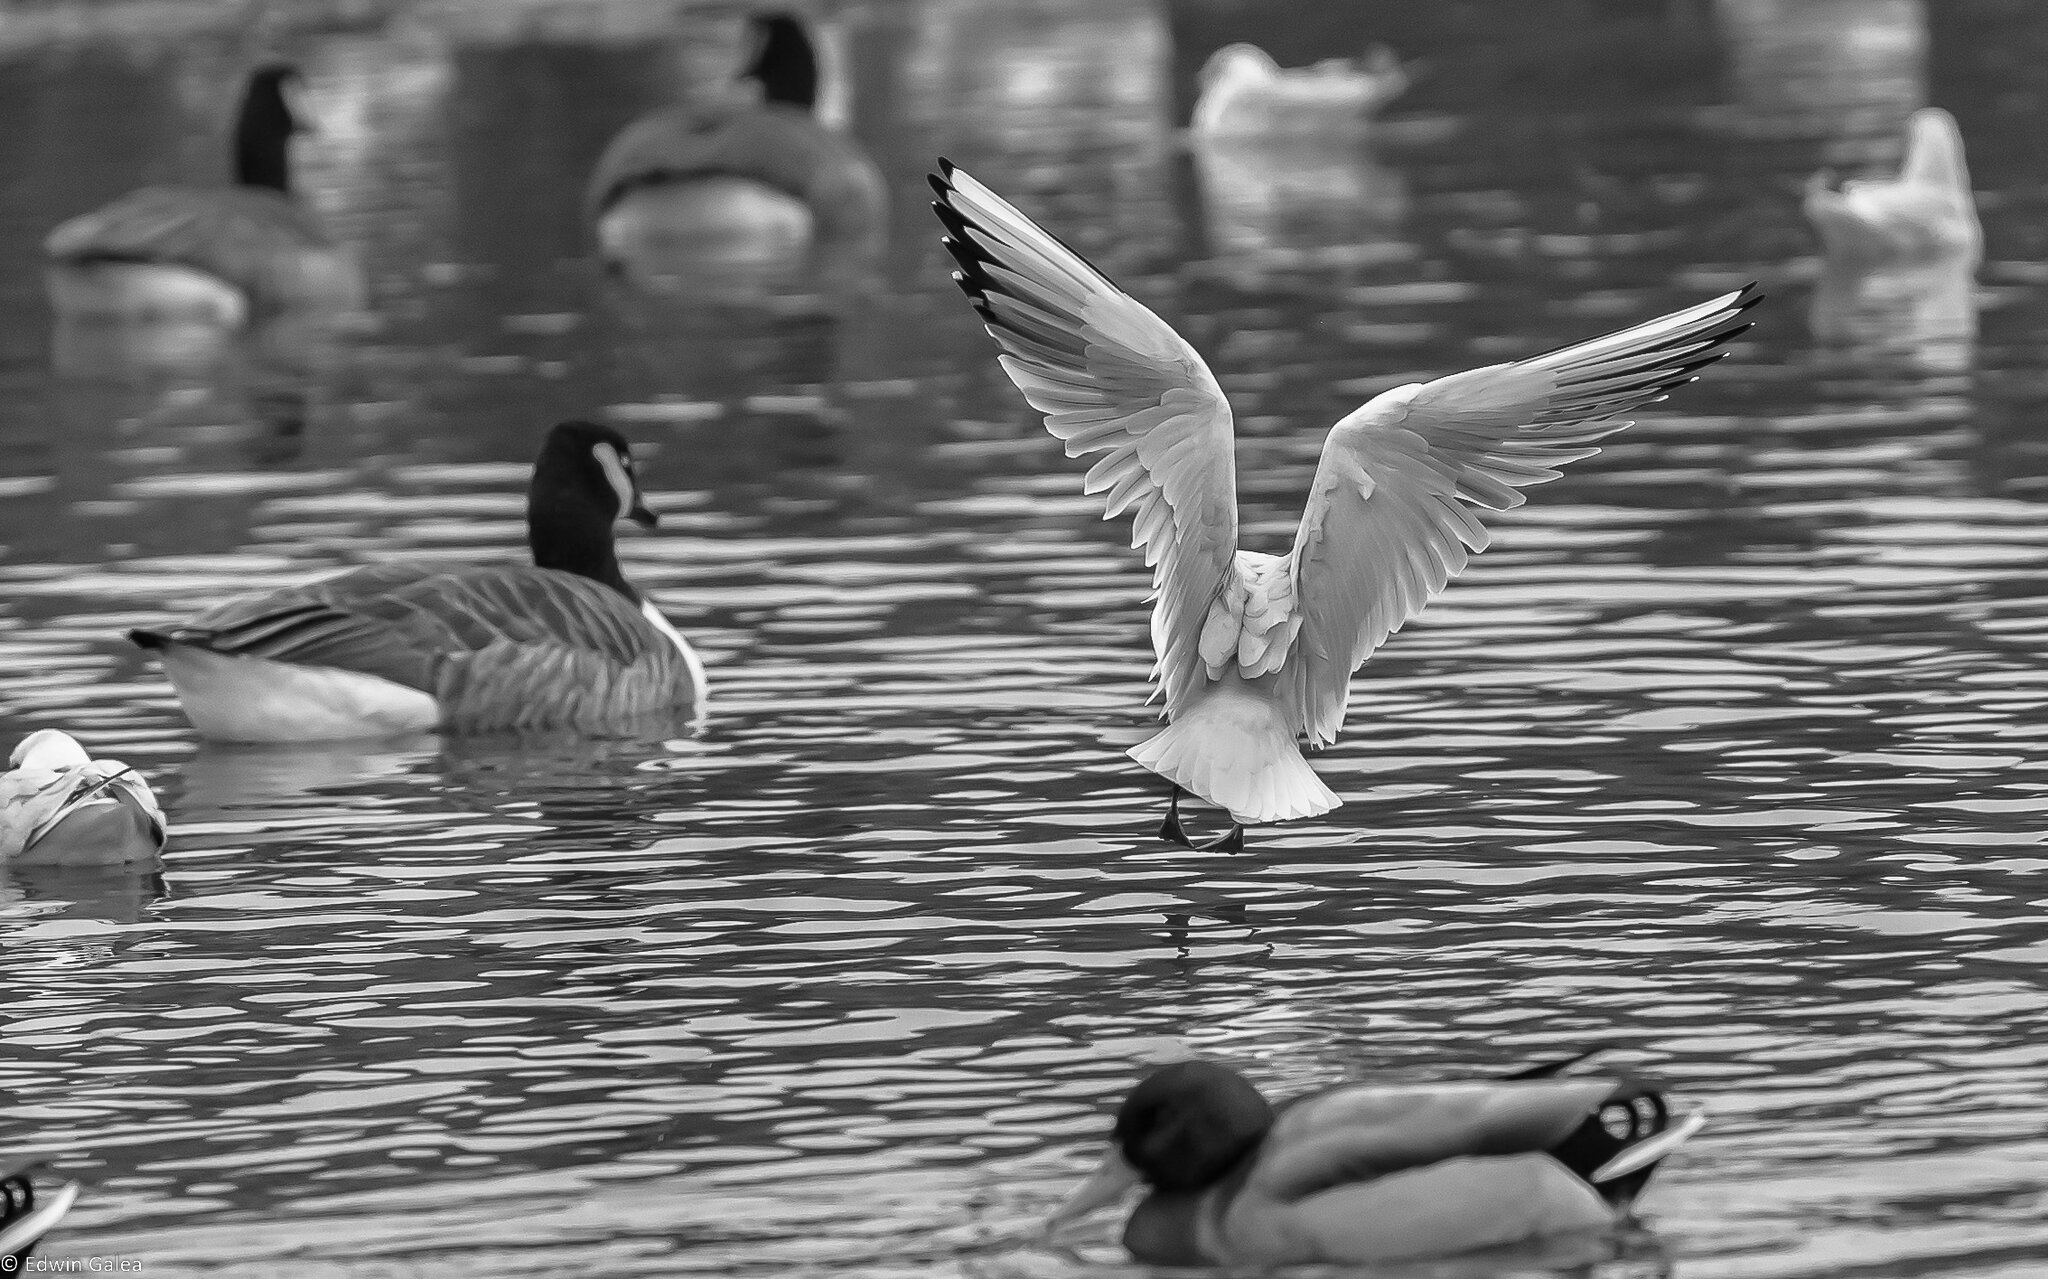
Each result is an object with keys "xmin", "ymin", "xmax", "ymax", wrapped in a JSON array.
[
  {"xmin": 585, "ymin": 11, "xmax": 886, "ymax": 289},
  {"xmin": 1046, "ymin": 1054, "xmax": 1704, "ymax": 1265},
  {"xmin": 128, "ymin": 421, "xmax": 707, "ymax": 742},
  {"xmin": 43, "ymin": 63, "xmax": 363, "ymax": 327},
  {"xmin": 1, "ymin": 1161, "xmax": 81, "ymax": 1269},
  {"xmin": 1805, "ymin": 108, "xmax": 1981, "ymax": 267},
  {"xmin": 1192, "ymin": 43, "xmax": 1411, "ymax": 140},
  {"xmin": 931, "ymin": 161, "xmax": 1757, "ymax": 847},
  {"xmin": 0, "ymin": 730, "xmax": 165, "ymax": 866}
]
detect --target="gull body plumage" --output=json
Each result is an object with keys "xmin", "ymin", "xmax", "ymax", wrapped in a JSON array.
[
  {"xmin": 931, "ymin": 162, "xmax": 1757, "ymax": 836},
  {"xmin": 0, "ymin": 730, "xmax": 165, "ymax": 866}
]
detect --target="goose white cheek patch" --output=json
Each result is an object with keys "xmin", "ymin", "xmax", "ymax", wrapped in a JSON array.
[{"xmin": 593, "ymin": 444, "xmax": 636, "ymax": 521}]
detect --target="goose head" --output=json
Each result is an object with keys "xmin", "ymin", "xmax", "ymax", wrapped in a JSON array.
[
  {"xmin": 528, "ymin": 421, "xmax": 657, "ymax": 598},
  {"xmin": 1047, "ymin": 1061, "xmax": 1273, "ymax": 1230},
  {"xmin": 235, "ymin": 63, "xmax": 311, "ymax": 193},
  {"xmin": 746, "ymin": 11, "xmax": 819, "ymax": 111}
]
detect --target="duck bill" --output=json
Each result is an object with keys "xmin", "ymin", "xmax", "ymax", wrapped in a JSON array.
[{"xmin": 1043, "ymin": 1148, "xmax": 1141, "ymax": 1235}]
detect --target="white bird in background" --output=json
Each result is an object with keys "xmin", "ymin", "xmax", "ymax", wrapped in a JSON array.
[
  {"xmin": 930, "ymin": 161, "xmax": 1758, "ymax": 848},
  {"xmin": 1191, "ymin": 43, "xmax": 1411, "ymax": 140},
  {"xmin": 1804, "ymin": 107, "xmax": 1981, "ymax": 268},
  {"xmin": 0, "ymin": 730, "xmax": 165, "ymax": 866}
]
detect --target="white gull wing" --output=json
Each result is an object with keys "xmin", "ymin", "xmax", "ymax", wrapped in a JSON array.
[
  {"xmin": 932, "ymin": 161, "xmax": 1239, "ymax": 716},
  {"xmin": 1283, "ymin": 285, "xmax": 1760, "ymax": 746}
]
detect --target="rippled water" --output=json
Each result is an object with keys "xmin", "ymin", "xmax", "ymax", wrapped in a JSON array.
[{"xmin": 4, "ymin": 1, "xmax": 2048, "ymax": 1275}]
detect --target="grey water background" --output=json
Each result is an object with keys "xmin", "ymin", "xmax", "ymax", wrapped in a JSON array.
[{"xmin": 2, "ymin": 0, "xmax": 2047, "ymax": 1274}]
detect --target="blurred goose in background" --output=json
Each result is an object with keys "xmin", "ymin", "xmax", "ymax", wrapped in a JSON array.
[
  {"xmin": 1045, "ymin": 1054, "xmax": 1704, "ymax": 1265},
  {"xmin": 932, "ymin": 161, "xmax": 1757, "ymax": 848},
  {"xmin": 44, "ymin": 63, "xmax": 363, "ymax": 328},
  {"xmin": 1804, "ymin": 108, "xmax": 1981, "ymax": 268},
  {"xmin": 586, "ymin": 11, "xmax": 886, "ymax": 292},
  {"xmin": 0, "ymin": 731, "xmax": 165, "ymax": 865},
  {"xmin": 1, "ymin": 1161, "xmax": 81, "ymax": 1268},
  {"xmin": 1192, "ymin": 43, "xmax": 1410, "ymax": 140},
  {"xmin": 129, "ymin": 421, "xmax": 707, "ymax": 742}
]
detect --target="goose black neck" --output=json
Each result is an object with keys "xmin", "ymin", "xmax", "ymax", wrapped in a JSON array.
[
  {"xmin": 235, "ymin": 71, "xmax": 297, "ymax": 192},
  {"xmin": 528, "ymin": 502, "xmax": 638, "ymax": 602},
  {"xmin": 750, "ymin": 14, "xmax": 819, "ymax": 110},
  {"xmin": 532, "ymin": 515, "xmax": 634, "ymax": 601}
]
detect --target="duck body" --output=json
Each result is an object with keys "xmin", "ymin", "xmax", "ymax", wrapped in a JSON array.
[
  {"xmin": 1805, "ymin": 108, "xmax": 1980, "ymax": 268},
  {"xmin": 0, "ymin": 730, "xmax": 165, "ymax": 866},
  {"xmin": 1192, "ymin": 43, "xmax": 1410, "ymax": 140},
  {"xmin": 1052, "ymin": 1059, "xmax": 1703, "ymax": 1266},
  {"xmin": 130, "ymin": 421, "xmax": 707, "ymax": 743},
  {"xmin": 1, "ymin": 1160, "xmax": 81, "ymax": 1267},
  {"xmin": 43, "ymin": 64, "xmax": 362, "ymax": 326},
  {"xmin": 931, "ymin": 161, "xmax": 1757, "ymax": 842}
]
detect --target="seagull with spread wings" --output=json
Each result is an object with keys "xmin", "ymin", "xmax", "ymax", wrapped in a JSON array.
[{"xmin": 930, "ymin": 161, "xmax": 1758, "ymax": 848}]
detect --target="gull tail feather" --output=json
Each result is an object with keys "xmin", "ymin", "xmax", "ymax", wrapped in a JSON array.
[{"xmin": 1128, "ymin": 676, "xmax": 1338, "ymax": 824}]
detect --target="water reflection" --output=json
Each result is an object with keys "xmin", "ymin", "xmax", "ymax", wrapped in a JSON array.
[
  {"xmin": 1190, "ymin": 136, "xmax": 1408, "ymax": 273},
  {"xmin": 1809, "ymin": 253, "xmax": 1977, "ymax": 370},
  {"xmin": 0, "ymin": 863, "xmax": 165, "ymax": 925}
]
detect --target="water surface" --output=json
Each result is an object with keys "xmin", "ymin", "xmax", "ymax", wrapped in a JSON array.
[{"xmin": 3, "ymin": 1, "xmax": 2047, "ymax": 1276}]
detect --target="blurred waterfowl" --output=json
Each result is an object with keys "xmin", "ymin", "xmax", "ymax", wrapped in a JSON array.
[
  {"xmin": 43, "ymin": 64, "xmax": 363, "ymax": 328},
  {"xmin": 1046, "ymin": 1056, "xmax": 1704, "ymax": 1266},
  {"xmin": 1191, "ymin": 43, "xmax": 1411, "ymax": 140},
  {"xmin": 586, "ymin": 11, "xmax": 886, "ymax": 292},
  {"xmin": 931, "ymin": 161, "xmax": 1756, "ymax": 847},
  {"xmin": 0, "ymin": 731, "xmax": 165, "ymax": 866},
  {"xmin": 1, "ymin": 1161, "xmax": 80, "ymax": 1267},
  {"xmin": 129, "ymin": 421, "xmax": 707, "ymax": 742},
  {"xmin": 1805, "ymin": 108, "xmax": 1981, "ymax": 268}
]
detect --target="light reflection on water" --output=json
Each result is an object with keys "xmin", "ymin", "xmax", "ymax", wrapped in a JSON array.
[{"xmin": 3, "ymin": 1, "xmax": 2048, "ymax": 1276}]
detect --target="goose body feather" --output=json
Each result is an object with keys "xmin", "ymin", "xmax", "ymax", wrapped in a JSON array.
[
  {"xmin": 933, "ymin": 161, "xmax": 1756, "ymax": 825},
  {"xmin": 134, "ymin": 563, "xmax": 700, "ymax": 742},
  {"xmin": 587, "ymin": 13, "xmax": 886, "ymax": 287}
]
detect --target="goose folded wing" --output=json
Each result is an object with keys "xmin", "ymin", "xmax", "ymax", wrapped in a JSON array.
[
  {"xmin": 1283, "ymin": 284, "xmax": 1758, "ymax": 746},
  {"xmin": 931, "ymin": 161, "xmax": 1240, "ymax": 715},
  {"xmin": 1251, "ymin": 1078, "xmax": 1620, "ymax": 1202},
  {"xmin": 170, "ymin": 564, "xmax": 665, "ymax": 693},
  {"xmin": 45, "ymin": 187, "xmax": 331, "ymax": 275}
]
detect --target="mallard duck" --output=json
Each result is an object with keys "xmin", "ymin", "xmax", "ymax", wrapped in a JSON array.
[
  {"xmin": 0, "ymin": 1160, "xmax": 81, "ymax": 1268},
  {"xmin": 44, "ymin": 63, "xmax": 363, "ymax": 327},
  {"xmin": 586, "ymin": 11, "xmax": 886, "ymax": 289},
  {"xmin": 1805, "ymin": 108, "xmax": 1981, "ymax": 267},
  {"xmin": 1192, "ymin": 43, "xmax": 1411, "ymax": 141},
  {"xmin": 1046, "ymin": 1056, "xmax": 1705, "ymax": 1265},
  {"xmin": 930, "ymin": 161, "xmax": 1757, "ymax": 848},
  {"xmin": 128, "ymin": 421, "xmax": 707, "ymax": 742},
  {"xmin": 0, "ymin": 731, "xmax": 165, "ymax": 866}
]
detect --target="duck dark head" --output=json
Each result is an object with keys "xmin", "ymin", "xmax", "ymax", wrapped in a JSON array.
[
  {"xmin": 746, "ymin": 12, "xmax": 818, "ymax": 111},
  {"xmin": 528, "ymin": 421, "xmax": 657, "ymax": 599},
  {"xmin": 1045, "ymin": 1060, "xmax": 1274, "ymax": 1238},
  {"xmin": 236, "ymin": 63, "xmax": 308, "ymax": 193},
  {"xmin": 1116, "ymin": 1061, "xmax": 1273, "ymax": 1191}
]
